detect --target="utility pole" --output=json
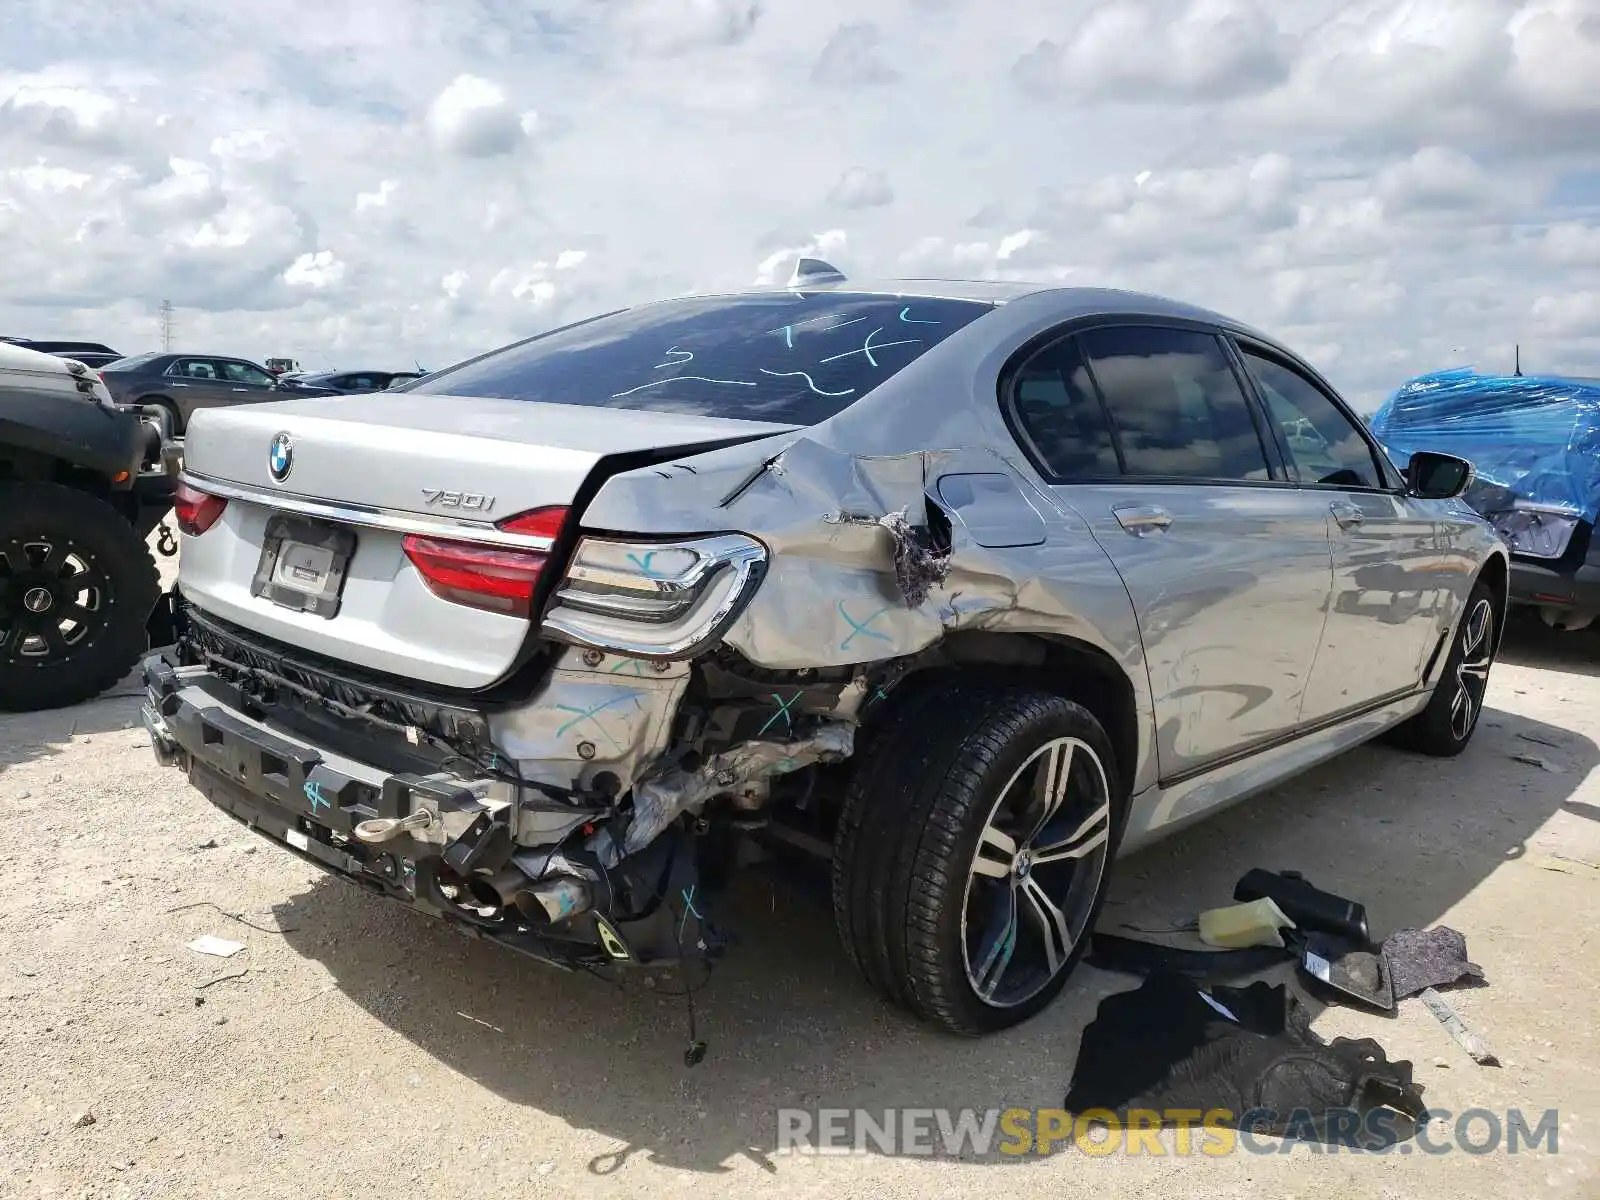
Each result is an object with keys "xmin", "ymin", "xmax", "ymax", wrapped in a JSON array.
[{"xmin": 160, "ymin": 300, "xmax": 174, "ymax": 352}]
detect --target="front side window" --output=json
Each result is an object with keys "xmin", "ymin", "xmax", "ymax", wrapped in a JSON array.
[
  {"xmin": 1009, "ymin": 336, "xmax": 1120, "ymax": 478},
  {"xmin": 1080, "ymin": 327, "xmax": 1271, "ymax": 481},
  {"xmin": 1239, "ymin": 348, "xmax": 1383, "ymax": 489},
  {"xmin": 220, "ymin": 361, "xmax": 275, "ymax": 387},
  {"xmin": 410, "ymin": 293, "xmax": 996, "ymax": 426}
]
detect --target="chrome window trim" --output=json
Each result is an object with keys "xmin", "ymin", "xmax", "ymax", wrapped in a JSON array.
[{"xmin": 180, "ymin": 470, "xmax": 556, "ymax": 551}]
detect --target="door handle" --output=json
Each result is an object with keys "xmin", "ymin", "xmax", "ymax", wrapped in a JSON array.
[
  {"xmin": 232, "ymin": 387, "xmax": 249, "ymax": 392},
  {"xmin": 1330, "ymin": 502, "xmax": 1364, "ymax": 530},
  {"xmin": 1113, "ymin": 503, "xmax": 1174, "ymax": 535},
  {"xmin": 170, "ymin": 382, "xmax": 189, "ymax": 388}
]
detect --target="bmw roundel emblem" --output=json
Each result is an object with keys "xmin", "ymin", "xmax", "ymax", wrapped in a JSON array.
[{"xmin": 268, "ymin": 432, "xmax": 293, "ymax": 483}]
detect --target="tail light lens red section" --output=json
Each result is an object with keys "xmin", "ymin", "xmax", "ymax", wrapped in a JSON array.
[
  {"xmin": 401, "ymin": 505, "xmax": 569, "ymax": 619},
  {"xmin": 173, "ymin": 481, "xmax": 227, "ymax": 536}
]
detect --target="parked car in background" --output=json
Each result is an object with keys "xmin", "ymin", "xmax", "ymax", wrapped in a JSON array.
[
  {"xmin": 142, "ymin": 262, "xmax": 1508, "ymax": 1037},
  {"xmin": 265, "ymin": 358, "xmax": 302, "ymax": 376},
  {"xmin": 100, "ymin": 352, "xmax": 281, "ymax": 437},
  {"xmin": 1, "ymin": 337, "xmax": 125, "ymax": 370},
  {"xmin": 276, "ymin": 369, "xmax": 424, "ymax": 396},
  {"xmin": 1372, "ymin": 367, "xmax": 1600, "ymax": 632}
]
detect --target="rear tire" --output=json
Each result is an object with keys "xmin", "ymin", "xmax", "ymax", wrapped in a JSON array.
[
  {"xmin": 832, "ymin": 684, "xmax": 1123, "ymax": 1035},
  {"xmin": 0, "ymin": 483, "xmax": 160, "ymax": 713},
  {"xmin": 146, "ymin": 398, "xmax": 182, "ymax": 438},
  {"xmin": 1387, "ymin": 580, "xmax": 1497, "ymax": 757}
]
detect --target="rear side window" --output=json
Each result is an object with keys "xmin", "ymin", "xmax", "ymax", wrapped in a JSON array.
[
  {"xmin": 410, "ymin": 293, "xmax": 995, "ymax": 425},
  {"xmin": 105, "ymin": 352, "xmax": 161, "ymax": 371},
  {"xmin": 1009, "ymin": 337, "xmax": 1120, "ymax": 478},
  {"xmin": 1080, "ymin": 327, "xmax": 1271, "ymax": 481},
  {"xmin": 169, "ymin": 358, "xmax": 219, "ymax": 380}
]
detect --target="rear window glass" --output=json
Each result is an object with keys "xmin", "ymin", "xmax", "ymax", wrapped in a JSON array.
[
  {"xmin": 104, "ymin": 353, "xmax": 161, "ymax": 371},
  {"xmin": 409, "ymin": 293, "xmax": 995, "ymax": 425}
]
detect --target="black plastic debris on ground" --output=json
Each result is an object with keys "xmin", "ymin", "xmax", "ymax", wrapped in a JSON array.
[
  {"xmin": 1063, "ymin": 971, "xmax": 1426, "ymax": 1144},
  {"xmin": 1086, "ymin": 932, "xmax": 1294, "ymax": 981}
]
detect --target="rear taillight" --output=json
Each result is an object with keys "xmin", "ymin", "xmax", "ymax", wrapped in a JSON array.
[
  {"xmin": 497, "ymin": 507, "xmax": 569, "ymax": 539},
  {"xmin": 173, "ymin": 481, "xmax": 227, "ymax": 536},
  {"xmin": 401, "ymin": 505, "xmax": 568, "ymax": 618}
]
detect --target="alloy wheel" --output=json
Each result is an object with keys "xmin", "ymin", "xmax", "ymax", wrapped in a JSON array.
[
  {"xmin": 0, "ymin": 534, "xmax": 112, "ymax": 666},
  {"xmin": 1450, "ymin": 597, "xmax": 1494, "ymax": 742},
  {"xmin": 961, "ymin": 736, "xmax": 1113, "ymax": 1009}
]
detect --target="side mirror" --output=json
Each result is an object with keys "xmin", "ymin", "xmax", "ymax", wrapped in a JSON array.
[{"xmin": 1406, "ymin": 451, "xmax": 1474, "ymax": 500}]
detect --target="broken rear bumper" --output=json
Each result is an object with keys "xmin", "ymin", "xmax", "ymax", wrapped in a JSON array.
[{"xmin": 139, "ymin": 653, "xmax": 716, "ymax": 970}]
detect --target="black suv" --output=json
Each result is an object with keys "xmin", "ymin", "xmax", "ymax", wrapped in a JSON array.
[{"xmin": 1, "ymin": 338, "xmax": 124, "ymax": 370}]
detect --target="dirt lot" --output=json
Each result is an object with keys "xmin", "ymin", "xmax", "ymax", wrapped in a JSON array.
[{"xmin": 2, "ymin": 546, "xmax": 1598, "ymax": 1198}]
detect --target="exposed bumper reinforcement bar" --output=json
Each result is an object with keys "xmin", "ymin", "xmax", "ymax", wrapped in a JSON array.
[{"xmin": 140, "ymin": 653, "xmax": 717, "ymax": 969}]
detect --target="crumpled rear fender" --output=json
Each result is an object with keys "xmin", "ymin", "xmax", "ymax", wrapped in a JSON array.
[{"xmin": 580, "ymin": 434, "xmax": 1157, "ymax": 796}]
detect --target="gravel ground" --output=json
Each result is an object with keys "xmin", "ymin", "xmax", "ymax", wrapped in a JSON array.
[{"xmin": 2, "ymin": 543, "xmax": 1598, "ymax": 1198}]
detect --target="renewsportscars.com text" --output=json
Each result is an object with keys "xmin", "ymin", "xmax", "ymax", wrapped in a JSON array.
[{"xmin": 775, "ymin": 1107, "xmax": 1560, "ymax": 1157}]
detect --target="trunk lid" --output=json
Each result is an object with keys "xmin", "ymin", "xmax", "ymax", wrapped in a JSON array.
[
  {"xmin": 183, "ymin": 392, "xmax": 795, "ymax": 518},
  {"xmin": 177, "ymin": 393, "xmax": 795, "ymax": 690}
]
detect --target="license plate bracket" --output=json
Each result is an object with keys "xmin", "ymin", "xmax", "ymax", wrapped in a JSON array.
[{"xmin": 251, "ymin": 515, "xmax": 356, "ymax": 619}]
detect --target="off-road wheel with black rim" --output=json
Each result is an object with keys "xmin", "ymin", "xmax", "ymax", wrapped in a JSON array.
[
  {"xmin": 1386, "ymin": 579, "xmax": 1497, "ymax": 757},
  {"xmin": 832, "ymin": 685, "xmax": 1123, "ymax": 1035},
  {"xmin": 0, "ymin": 483, "xmax": 160, "ymax": 713}
]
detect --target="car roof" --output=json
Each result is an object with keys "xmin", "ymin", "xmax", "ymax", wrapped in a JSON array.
[
  {"xmin": 674, "ymin": 276, "xmax": 1274, "ymax": 339},
  {"xmin": 1, "ymin": 337, "xmax": 119, "ymax": 354},
  {"xmin": 0, "ymin": 341, "xmax": 83, "ymax": 375}
]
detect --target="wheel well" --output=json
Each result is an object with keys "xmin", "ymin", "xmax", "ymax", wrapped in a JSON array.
[
  {"xmin": 0, "ymin": 447, "xmax": 114, "ymax": 501},
  {"xmin": 872, "ymin": 631, "xmax": 1141, "ymax": 797},
  {"xmin": 1478, "ymin": 552, "xmax": 1509, "ymax": 654},
  {"xmin": 141, "ymin": 396, "xmax": 181, "ymax": 433}
]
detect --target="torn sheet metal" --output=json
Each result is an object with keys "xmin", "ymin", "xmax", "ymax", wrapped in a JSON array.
[
  {"xmin": 575, "ymin": 432, "xmax": 1157, "ymax": 791},
  {"xmin": 712, "ymin": 439, "xmax": 1141, "ymax": 671},
  {"xmin": 829, "ymin": 507, "xmax": 952, "ymax": 608},
  {"xmin": 596, "ymin": 722, "xmax": 856, "ymax": 864},
  {"xmin": 489, "ymin": 647, "xmax": 689, "ymax": 798}
]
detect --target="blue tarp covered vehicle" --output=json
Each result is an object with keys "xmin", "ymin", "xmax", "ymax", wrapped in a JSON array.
[{"xmin": 1371, "ymin": 368, "xmax": 1600, "ymax": 630}]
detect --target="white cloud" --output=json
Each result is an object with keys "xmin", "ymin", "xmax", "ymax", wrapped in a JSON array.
[
  {"xmin": 1532, "ymin": 291, "xmax": 1600, "ymax": 337},
  {"xmin": 356, "ymin": 180, "xmax": 398, "ymax": 212},
  {"xmin": 426, "ymin": 75, "xmax": 530, "ymax": 158},
  {"xmin": 617, "ymin": 0, "xmax": 763, "ymax": 55},
  {"xmin": 1016, "ymin": 0, "xmax": 1291, "ymax": 102},
  {"xmin": 0, "ymin": 85, "xmax": 132, "ymax": 152},
  {"xmin": 812, "ymin": 22, "xmax": 900, "ymax": 86},
  {"xmin": 828, "ymin": 167, "xmax": 894, "ymax": 210},
  {"xmin": 0, "ymin": 0, "xmax": 1596, "ymax": 401},
  {"xmin": 1541, "ymin": 222, "xmax": 1600, "ymax": 267},
  {"xmin": 284, "ymin": 250, "xmax": 347, "ymax": 289}
]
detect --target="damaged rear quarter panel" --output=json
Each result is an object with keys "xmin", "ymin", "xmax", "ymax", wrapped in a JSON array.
[{"xmin": 578, "ymin": 298, "xmax": 1159, "ymax": 796}]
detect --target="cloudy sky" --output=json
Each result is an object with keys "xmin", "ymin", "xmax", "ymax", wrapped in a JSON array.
[{"xmin": 1, "ymin": 0, "xmax": 1597, "ymax": 408}]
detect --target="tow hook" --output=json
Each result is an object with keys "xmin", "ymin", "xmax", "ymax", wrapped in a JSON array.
[
  {"xmin": 155, "ymin": 523, "xmax": 178, "ymax": 557},
  {"xmin": 355, "ymin": 809, "xmax": 438, "ymax": 843}
]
